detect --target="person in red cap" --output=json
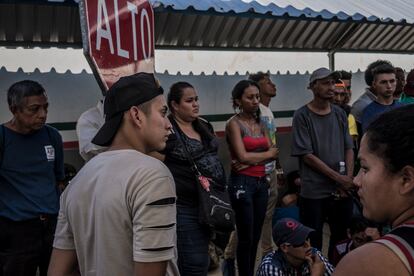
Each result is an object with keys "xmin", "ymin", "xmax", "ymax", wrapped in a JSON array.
[
  {"xmin": 256, "ymin": 218, "xmax": 333, "ymax": 276},
  {"xmin": 48, "ymin": 73, "xmax": 179, "ymax": 276}
]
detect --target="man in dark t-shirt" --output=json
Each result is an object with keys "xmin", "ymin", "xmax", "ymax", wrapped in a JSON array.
[
  {"xmin": 0, "ymin": 80, "xmax": 64, "ymax": 276},
  {"xmin": 291, "ymin": 68, "xmax": 354, "ymax": 260}
]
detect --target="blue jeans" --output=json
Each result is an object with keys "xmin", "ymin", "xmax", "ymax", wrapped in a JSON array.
[
  {"xmin": 228, "ymin": 173, "xmax": 268, "ymax": 276},
  {"xmin": 177, "ymin": 206, "xmax": 210, "ymax": 276}
]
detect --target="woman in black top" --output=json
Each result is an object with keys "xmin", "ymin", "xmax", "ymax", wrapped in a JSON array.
[{"xmin": 160, "ymin": 82, "xmax": 226, "ymax": 276}]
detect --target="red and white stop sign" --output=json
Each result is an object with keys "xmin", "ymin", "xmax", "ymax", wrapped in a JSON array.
[{"xmin": 79, "ymin": 0, "xmax": 155, "ymax": 91}]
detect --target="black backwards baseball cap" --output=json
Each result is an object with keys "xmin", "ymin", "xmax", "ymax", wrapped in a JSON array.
[
  {"xmin": 273, "ymin": 218, "xmax": 315, "ymax": 246},
  {"xmin": 92, "ymin": 72, "xmax": 163, "ymax": 147}
]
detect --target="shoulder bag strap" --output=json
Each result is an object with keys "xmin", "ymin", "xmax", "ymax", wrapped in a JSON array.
[
  {"xmin": 0, "ymin": 125, "xmax": 4, "ymax": 168},
  {"xmin": 169, "ymin": 116, "xmax": 201, "ymax": 177}
]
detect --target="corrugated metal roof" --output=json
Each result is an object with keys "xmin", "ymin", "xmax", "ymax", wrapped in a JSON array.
[
  {"xmin": 0, "ymin": 0, "xmax": 413, "ymax": 53},
  {"xmin": 153, "ymin": 0, "xmax": 414, "ymax": 23},
  {"xmin": 152, "ymin": 0, "xmax": 414, "ymax": 52}
]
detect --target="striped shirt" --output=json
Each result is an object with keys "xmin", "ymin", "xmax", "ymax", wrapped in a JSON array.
[{"xmin": 256, "ymin": 248, "xmax": 334, "ymax": 276}]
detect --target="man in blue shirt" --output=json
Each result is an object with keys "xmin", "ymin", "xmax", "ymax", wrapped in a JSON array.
[
  {"xmin": 0, "ymin": 80, "xmax": 64, "ymax": 276},
  {"xmin": 361, "ymin": 63, "xmax": 403, "ymax": 133},
  {"xmin": 257, "ymin": 218, "xmax": 333, "ymax": 276}
]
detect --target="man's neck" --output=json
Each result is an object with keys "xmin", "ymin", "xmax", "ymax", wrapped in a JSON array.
[
  {"xmin": 307, "ymin": 98, "xmax": 331, "ymax": 115},
  {"xmin": 260, "ymin": 94, "xmax": 272, "ymax": 107},
  {"xmin": 283, "ymin": 253, "xmax": 305, "ymax": 269},
  {"xmin": 376, "ymin": 95, "xmax": 394, "ymax": 105},
  {"xmin": 5, "ymin": 119, "xmax": 35, "ymax": 135}
]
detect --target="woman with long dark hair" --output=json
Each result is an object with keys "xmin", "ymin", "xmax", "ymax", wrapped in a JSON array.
[
  {"xmin": 159, "ymin": 81, "xmax": 226, "ymax": 276},
  {"xmin": 225, "ymin": 80, "xmax": 278, "ymax": 276}
]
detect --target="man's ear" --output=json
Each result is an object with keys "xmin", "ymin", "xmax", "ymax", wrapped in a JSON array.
[
  {"xmin": 400, "ymin": 165, "xmax": 414, "ymax": 195},
  {"xmin": 9, "ymin": 105, "xmax": 17, "ymax": 114},
  {"xmin": 129, "ymin": 106, "xmax": 144, "ymax": 127}
]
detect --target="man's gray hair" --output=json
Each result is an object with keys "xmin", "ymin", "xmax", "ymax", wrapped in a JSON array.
[{"xmin": 7, "ymin": 80, "xmax": 47, "ymax": 109}]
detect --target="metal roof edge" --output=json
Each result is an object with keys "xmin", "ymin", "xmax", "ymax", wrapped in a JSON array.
[
  {"xmin": 0, "ymin": 66, "xmax": 90, "ymax": 74},
  {"xmin": 150, "ymin": 0, "xmax": 414, "ymax": 25}
]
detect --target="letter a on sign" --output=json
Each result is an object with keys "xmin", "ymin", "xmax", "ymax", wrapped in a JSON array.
[{"xmin": 79, "ymin": 0, "xmax": 155, "ymax": 92}]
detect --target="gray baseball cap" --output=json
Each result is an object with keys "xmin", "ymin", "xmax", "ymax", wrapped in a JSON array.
[{"xmin": 309, "ymin": 67, "xmax": 341, "ymax": 85}]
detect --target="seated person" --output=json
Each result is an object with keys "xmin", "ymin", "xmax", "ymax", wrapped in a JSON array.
[
  {"xmin": 257, "ymin": 218, "xmax": 334, "ymax": 276},
  {"xmin": 331, "ymin": 216, "xmax": 381, "ymax": 265},
  {"xmin": 273, "ymin": 171, "xmax": 301, "ymax": 224}
]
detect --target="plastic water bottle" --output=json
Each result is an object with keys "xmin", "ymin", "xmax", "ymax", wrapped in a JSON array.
[
  {"xmin": 339, "ymin": 161, "xmax": 346, "ymax": 175},
  {"xmin": 333, "ymin": 161, "xmax": 346, "ymax": 199}
]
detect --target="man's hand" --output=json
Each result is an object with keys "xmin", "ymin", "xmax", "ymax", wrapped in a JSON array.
[
  {"xmin": 57, "ymin": 181, "xmax": 66, "ymax": 193},
  {"xmin": 276, "ymin": 173, "xmax": 285, "ymax": 188},
  {"xmin": 335, "ymin": 174, "xmax": 354, "ymax": 190},
  {"xmin": 306, "ymin": 252, "xmax": 325, "ymax": 276}
]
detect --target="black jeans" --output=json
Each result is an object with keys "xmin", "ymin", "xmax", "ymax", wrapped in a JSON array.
[
  {"xmin": 299, "ymin": 196, "xmax": 353, "ymax": 260},
  {"xmin": 228, "ymin": 174, "xmax": 268, "ymax": 276},
  {"xmin": 0, "ymin": 215, "xmax": 57, "ymax": 276}
]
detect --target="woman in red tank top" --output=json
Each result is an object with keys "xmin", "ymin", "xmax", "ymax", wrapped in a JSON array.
[{"xmin": 225, "ymin": 80, "xmax": 279, "ymax": 276}]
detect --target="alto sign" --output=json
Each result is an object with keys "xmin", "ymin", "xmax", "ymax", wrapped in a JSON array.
[{"xmin": 79, "ymin": 0, "xmax": 155, "ymax": 91}]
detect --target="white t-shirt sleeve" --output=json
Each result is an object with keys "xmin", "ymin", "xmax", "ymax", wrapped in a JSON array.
[
  {"xmin": 129, "ymin": 172, "xmax": 177, "ymax": 263},
  {"xmin": 53, "ymin": 193, "xmax": 75, "ymax": 250}
]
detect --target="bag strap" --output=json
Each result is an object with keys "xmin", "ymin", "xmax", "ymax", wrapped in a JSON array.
[
  {"xmin": 0, "ymin": 124, "xmax": 4, "ymax": 169},
  {"xmin": 169, "ymin": 115, "xmax": 201, "ymax": 177}
]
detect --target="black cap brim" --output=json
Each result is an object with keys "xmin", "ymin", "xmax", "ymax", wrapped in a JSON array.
[
  {"xmin": 290, "ymin": 226, "xmax": 314, "ymax": 246},
  {"xmin": 92, "ymin": 113, "xmax": 123, "ymax": 147}
]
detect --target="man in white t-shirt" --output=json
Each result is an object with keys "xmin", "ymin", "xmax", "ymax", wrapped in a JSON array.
[
  {"xmin": 48, "ymin": 73, "xmax": 179, "ymax": 276},
  {"xmin": 76, "ymin": 99, "xmax": 106, "ymax": 162},
  {"xmin": 250, "ymin": 72, "xmax": 285, "ymax": 255}
]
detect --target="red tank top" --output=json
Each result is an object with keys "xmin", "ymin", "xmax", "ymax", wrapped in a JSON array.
[{"xmin": 230, "ymin": 117, "xmax": 269, "ymax": 177}]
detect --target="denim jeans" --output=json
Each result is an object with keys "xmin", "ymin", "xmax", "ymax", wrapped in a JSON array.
[
  {"xmin": 177, "ymin": 205, "xmax": 210, "ymax": 276},
  {"xmin": 228, "ymin": 173, "xmax": 269, "ymax": 276},
  {"xmin": 0, "ymin": 215, "xmax": 57, "ymax": 276},
  {"xmin": 299, "ymin": 196, "xmax": 353, "ymax": 260}
]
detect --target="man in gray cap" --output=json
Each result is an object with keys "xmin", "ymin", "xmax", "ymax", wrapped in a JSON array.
[
  {"xmin": 257, "ymin": 218, "xmax": 333, "ymax": 276},
  {"xmin": 48, "ymin": 73, "xmax": 179, "ymax": 276},
  {"xmin": 291, "ymin": 68, "xmax": 354, "ymax": 260}
]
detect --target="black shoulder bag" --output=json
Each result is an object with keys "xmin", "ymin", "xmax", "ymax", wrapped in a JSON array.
[{"xmin": 171, "ymin": 119, "xmax": 235, "ymax": 248}]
